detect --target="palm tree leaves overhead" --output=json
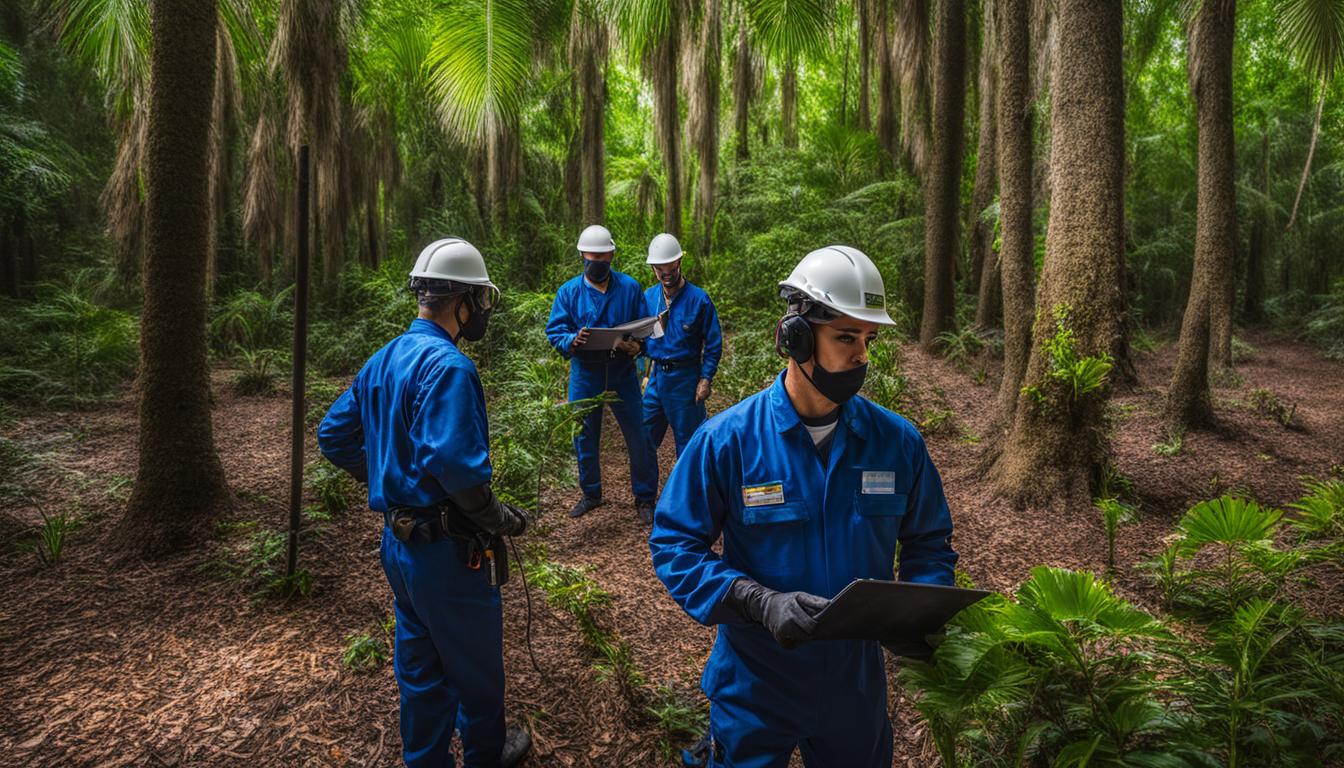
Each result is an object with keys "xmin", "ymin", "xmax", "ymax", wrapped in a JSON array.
[
  {"xmin": 46, "ymin": 0, "xmax": 150, "ymax": 116},
  {"xmin": 425, "ymin": 0, "xmax": 536, "ymax": 144},
  {"xmin": 744, "ymin": 0, "xmax": 832, "ymax": 61},
  {"xmin": 1278, "ymin": 0, "xmax": 1344, "ymax": 84},
  {"xmin": 610, "ymin": 0, "xmax": 678, "ymax": 61}
]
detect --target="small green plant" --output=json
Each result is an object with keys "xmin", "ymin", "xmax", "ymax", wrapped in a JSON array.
[
  {"xmin": 1153, "ymin": 428, "xmax": 1185, "ymax": 457},
  {"xmin": 1020, "ymin": 305, "xmax": 1114, "ymax": 413},
  {"xmin": 342, "ymin": 631, "xmax": 390, "ymax": 671},
  {"xmin": 1229, "ymin": 335, "xmax": 1256, "ymax": 362},
  {"xmin": 919, "ymin": 407, "xmax": 957, "ymax": 436},
  {"xmin": 934, "ymin": 326, "xmax": 985, "ymax": 367},
  {"xmin": 232, "ymin": 348, "xmax": 279, "ymax": 395},
  {"xmin": 1169, "ymin": 496, "xmax": 1292, "ymax": 616},
  {"xmin": 1095, "ymin": 459, "xmax": 1136, "ymax": 502},
  {"xmin": 306, "ymin": 460, "xmax": 357, "ymax": 517},
  {"xmin": 1248, "ymin": 387, "xmax": 1296, "ymax": 427},
  {"xmin": 34, "ymin": 506, "xmax": 78, "ymax": 565},
  {"xmin": 1131, "ymin": 327, "xmax": 1165, "ymax": 353},
  {"xmin": 1287, "ymin": 476, "xmax": 1344, "ymax": 540},
  {"xmin": 645, "ymin": 684, "xmax": 708, "ymax": 742},
  {"xmin": 1095, "ymin": 497, "xmax": 1137, "ymax": 573}
]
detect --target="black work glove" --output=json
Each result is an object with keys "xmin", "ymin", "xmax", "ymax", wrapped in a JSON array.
[
  {"xmin": 724, "ymin": 578, "xmax": 830, "ymax": 649},
  {"xmin": 447, "ymin": 483, "xmax": 529, "ymax": 537}
]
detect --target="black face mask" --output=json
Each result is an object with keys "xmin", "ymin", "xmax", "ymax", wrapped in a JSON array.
[
  {"xmin": 584, "ymin": 258, "xmax": 612, "ymax": 282},
  {"xmin": 456, "ymin": 299, "xmax": 491, "ymax": 342},
  {"xmin": 800, "ymin": 359, "xmax": 867, "ymax": 406}
]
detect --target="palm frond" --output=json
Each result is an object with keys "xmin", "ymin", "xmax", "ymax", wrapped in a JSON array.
[{"xmin": 424, "ymin": 0, "xmax": 535, "ymax": 144}]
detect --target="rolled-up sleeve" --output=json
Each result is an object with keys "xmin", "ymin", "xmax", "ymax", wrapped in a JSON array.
[
  {"xmin": 317, "ymin": 385, "xmax": 368, "ymax": 483},
  {"xmin": 898, "ymin": 434, "xmax": 958, "ymax": 585},
  {"xmin": 650, "ymin": 429, "xmax": 749, "ymax": 626}
]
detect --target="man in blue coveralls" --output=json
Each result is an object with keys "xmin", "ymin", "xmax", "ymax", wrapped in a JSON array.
[
  {"xmin": 318, "ymin": 238, "xmax": 532, "ymax": 768},
  {"xmin": 546, "ymin": 224, "xmax": 659, "ymax": 523},
  {"xmin": 650, "ymin": 245, "xmax": 959, "ymax": 767},
  {"xmin": 642, "ymin": 232, "xmax": 722, "ymax": 459}
]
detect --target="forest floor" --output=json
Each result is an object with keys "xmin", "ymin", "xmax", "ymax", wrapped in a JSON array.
[{"xmin": 1, "ymin": 330, "xmax": 1342, "ymax": 767}]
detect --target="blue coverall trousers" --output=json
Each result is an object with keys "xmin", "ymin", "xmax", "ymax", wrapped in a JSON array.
[
  {"xmin": 642, "ymin": 363, "xmax": 706, "ymax": 458},
  {"xmin": 571, "ymin": 358, "xmax": 658, "ymax": 501},
  {"xmin": 380, "ymin": 526, "xmax": 506, "ymax": 768}
]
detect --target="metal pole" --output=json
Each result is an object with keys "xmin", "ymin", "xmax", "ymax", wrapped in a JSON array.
[{"xmin": 286, "ymin": 145, "xmax": 311, "ymax": 578}]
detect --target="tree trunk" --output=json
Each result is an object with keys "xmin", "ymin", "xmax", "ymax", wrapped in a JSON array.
[
  {"xmin": 919, "ymin": 0, "xmax": 967, "ymax": 349},
  {"xmin": 652, "ymin": 33, "xmax": 683, "ymax": 237},
  {"xmin": 1243, "ymin": 126, "xmax": 1269, "ymax": 323},
  {"xmin": 858, "ymin": 0, "xmax": 873, "ymax": 130},
  {"xmin": 116, "ymin": 0, "xmax": 230, "ymax": 556},
  {"xmin": 876, "ymin": 0, "xmax": 898, "ymax": 164},
  {"xmin": 0, "ymin": 221, "xmax": 13, "ymax": 297},
  {"xmin": 782, "ymin": 58, "xmax": 799, "ymax": 149},
  {"xmin": 734, "ymin": 23, "xmax": 752, "ymax": 161},
  {"xmin": 993, "ymin": 0, "xmax": 1034, "ymax": 425},
  {"xmin": 575, "ymin": 10, "xmax": 608, "ymax": 224},
  {"xmin": 692, "ymin": 0, "xmax": 722, "ymax": 259},
  {"xmin": 1167, "ymin": 0, "xmax": 1235, "ymax": 429},
  {"xmin": 988, "ymin": 0, "xmax": 1125, "ymax": 504},
  {"xmin": 969, "ymin": 8, "xmax": 998, "ymax": 311}
]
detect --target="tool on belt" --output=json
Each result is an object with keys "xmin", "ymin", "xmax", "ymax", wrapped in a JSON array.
[{"xmin": 386, "ymin": 505, "xmax": 510, "ymax": 587}]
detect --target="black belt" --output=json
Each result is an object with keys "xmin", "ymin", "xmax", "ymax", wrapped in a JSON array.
[
  {"xmin": 383, "ymin": 505, "xmax": 509, "ymax": 586},
  {"xmin": 574, "ymin": 349, "xmax": 636, "ymax": 365},
  {"xmin": 652, "ymin": 357, "xmax": 697, "ymax": 372}
]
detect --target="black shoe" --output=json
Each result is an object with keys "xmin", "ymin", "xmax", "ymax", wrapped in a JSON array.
[
  {"xmin": 568, "ymin": 495, "xmax": 602, "ymax": 519},
  {"xmin": 502, "ymin": 724, "xmax": 532, "ymax": 768},
  {"xmin": 635, "ymin": 499, "xmax": 655, "ymax": 525}
]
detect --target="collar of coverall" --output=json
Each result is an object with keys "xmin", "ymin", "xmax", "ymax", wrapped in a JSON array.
[
  {"xmin": 407, "ymin": 317, "xmax": 456, "ymax": 344},
  {"xmin": 769, "ymin": 369, "xmax": 867, "ymax": 441}
]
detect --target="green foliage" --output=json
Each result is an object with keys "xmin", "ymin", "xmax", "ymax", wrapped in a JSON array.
[
  {"xmin": 1165, "ymin": 497, "xmax": 1295, "ymax": 616},
  {"xmin": 209, "ymin": 287, "xmax": 294, "ymax": 355},
  {"xmin": 1287, "ymin": 476, "xmax": 1344, "ymax": 539},
  {"xmin": 0, "ymin": 277, "xmax": 137, "ymax": 407},
  {"xmin": 306, "ymin": 460, "xmax": 358, "ymax": 518},
  {"xmin": 1021, "ymin": 305, "xmax": 1114, "ymax": 414},
  {"xmin": 232, "ymin": 347, "xmax": 279, "ymax": 395},
  {"xmin": 1304, "ymin": 279, "xmax": 1344, "ymax": 359},
  {"xmin": 934, "ymin": 326, "xmax": 986, "ymax": 367},
  {"xmin": 309, "ymin": 262, "xmax": 415, "ymax": 376},
  {"xmin": 1247, "ymin": 387, "xmax": 1297, "ymax": 427},
  {"xmin": 1095, "ymin": 497, "xmax": 1138, "ymax": 573},
  {"xmin": 342, "ymin": 631, "xmax": 390, "ymax": 671},
  {"xmin": 212, "ymin": 526, "xmax": 316, "ymax": 601},
  {"xmin": 1153, "ymin": 428, "xmax": 1185, "ymax": 457},
  {"xmin": 34, "ymin": 505, "xmax": 78, "ymax": 566}
]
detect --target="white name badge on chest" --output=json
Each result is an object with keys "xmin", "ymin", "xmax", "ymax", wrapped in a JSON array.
[
  {"xmin": 861, "ymin": 471, "xmax": 897, "ymax": 495},
  {"xmin": 742, "ymin": 482, "xmax": 786, "ymax": 507}
]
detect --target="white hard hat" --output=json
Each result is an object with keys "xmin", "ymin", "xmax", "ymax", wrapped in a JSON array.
[
  {"xmin": 646, "ymin": 233, "xmax": 683, "ymax": 265},
  {"xmin": 778, "ymin": 245, "xmax": 896, "ymax": 326},
  {"xmin": 409, "ymin": 237, "xmax": 497, "ymax": 291},
  {"xmin": 577, "ymin": 224, "xmax": 616, "ymax": 254}
]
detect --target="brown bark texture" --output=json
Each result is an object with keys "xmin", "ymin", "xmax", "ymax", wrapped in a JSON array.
[
  {"xmin": 969, "ymin": 6, "xmax": 998, "ymax": 322},
  {"xmin": 1167, "ymin": 0, "xmax": 1236, "ymax": 429},
  {"xmin": 919, "ymin": 0, "xmax": 967, "ymax": 349},
  {"xmin": 988, "ymin": 0, "xmax": 1125, "ymax": 504},
  {"xmin": 116, "ymin": 0, "xmax": 230, "ymax": 556},
  {"xmin": 652, "ymin": 32, "xmax": 682, "ymax": 237},
  {"xmin": 993, "ymin": 0, "xmax": 1035, "ymax": 426}
]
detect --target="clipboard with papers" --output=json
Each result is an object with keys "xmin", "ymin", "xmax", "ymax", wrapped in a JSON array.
[
  {"xmin": 581, "ymin": 315, "xmax": 664, "ymax": 351},
  {"xmin": 809, "ymin": 579, "xmax": 993, "ymax": 657}
]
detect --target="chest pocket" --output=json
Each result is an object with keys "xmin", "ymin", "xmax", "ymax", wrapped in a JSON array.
[
  {"xmin": 856, "ymin": 493, "xmax": 908, "ymax": 518},
  {"xmin": 736, "ymin": 501, "xmax": 809, "ymax": 578}
]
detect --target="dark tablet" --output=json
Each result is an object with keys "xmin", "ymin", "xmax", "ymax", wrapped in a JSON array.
[{"xmin": 810, "ymin": 579, "xmax": 993, "ymax": 645}]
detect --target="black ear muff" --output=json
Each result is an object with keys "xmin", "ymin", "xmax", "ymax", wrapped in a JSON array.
[{"xmin": 774, "ymin": 313, "xmax": 814, "ymax": 364}]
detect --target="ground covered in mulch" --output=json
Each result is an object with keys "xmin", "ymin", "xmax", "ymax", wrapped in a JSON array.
[{"xmin": 2, "ymin": 330, "xmax": 1341, "ymax": 767}]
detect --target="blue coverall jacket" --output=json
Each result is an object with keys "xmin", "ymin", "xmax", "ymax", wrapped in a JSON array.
[
  {"xmin": 649, "ymin": 371, "xmax": 958, "ymax": 768},
  {"xmin": 642, "ymin": 280, "xmax": 723, "ymax": 457},
  {"xmin": 318, "ymin": 318, "xmax": 508, "ymax": 768},
  {"xmin": 545, "ymin": 270, "xmax": 658, "ymax": 502}
]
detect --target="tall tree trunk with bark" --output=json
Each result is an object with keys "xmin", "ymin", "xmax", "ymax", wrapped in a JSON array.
[
  {"xmin": 988, "ymin": 0, "xmax": 1125, "ymax": 504},
  {"xmin": 970, "ymin": 4, "xmax": 998, "ymax": 323},
  {"xmin": 919, "ymin": 0, "xmax": 967, "ymax": 349},
  {"xmin": 1244, "ymin": 127, "xmax": 1269, "ymax": 323},
  {"xmin": 116, "ymin": 0, "xmax": 230, "ymax": 556},
  {"xmin": 781, "ymin": 57, "xmax": 799, "ymax": 149},
  {"xmin": 994, "ymin": 0, "xmax": 1034, "ymax": 425},
  {"xmin": 1168, "ymin": 0, "xmax": 1236, "ymax": 428},
  {"xmin": 876, "ymin": 0, "xmax": 898, "ymax": 164},
  {"xmin": 690, "ymin": 0, "xmax": 722, "ymax": 258},
  {"xmin": 733, "ymin": 22, "xmax": 753, "ymax": 160},
  {"xmin": 858, "ymin": 0, "xmax": 873, "ymax": 129},
  {"xmin": 652, "ymin": 31, "xmax": 683, "ymax": 237},
  {"xmin": 572, "ymin": 4, "xmax": 608, "ymax": 224}
]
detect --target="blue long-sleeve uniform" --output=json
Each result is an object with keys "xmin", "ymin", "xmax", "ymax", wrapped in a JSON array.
[
  {"xmin": 317, "ymin": 318, "xmax": 507, "ymax": 768},
  {"xmin": 650, "ymin": 371, "xmax": 957, "ymax": 767},
  {"xmin": 546, "ymin": 270, "xmax": 657, "ymax": 502},
  {"xmin": 642, "ymin": 281, "xmax": 722, "ymax": 458}
]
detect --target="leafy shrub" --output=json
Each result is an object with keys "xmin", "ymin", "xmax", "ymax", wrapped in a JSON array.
[
  {"xmin": 1304, "ymin": 279, "xmax": 1344, "ymax": 359},
  {"xmin": 342, "ymin": 631, "xmax": 390, "ymax": 671},
  {"xmin": 1095, "ymin": 497, "xmax": 1137, "ymax": 572},
  {"xmin": 1287, "ymin": 476, "xmax": 1344, "ymax": 540},
  {"xmin": 1247, "ymin": 387, "xmax": 1297, "ymax": 427},
  {"xmin": 209, "ymin": 286, "xmax": 293, "ymax": 354},
  {"xmin": 1020, "ymin": 304, "xmax": 1113, "ymax": 412}
]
